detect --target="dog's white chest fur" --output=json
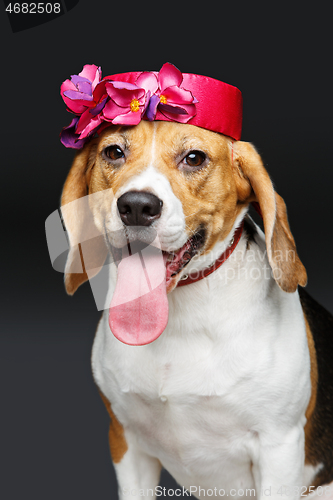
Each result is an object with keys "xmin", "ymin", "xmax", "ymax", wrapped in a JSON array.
[{"xmin": 92, "ymin": 237, "xmax": 311, "ymax": 497}]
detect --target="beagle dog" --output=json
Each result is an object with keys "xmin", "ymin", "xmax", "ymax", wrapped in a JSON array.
[{"xmin": 61, "ymin": 120, "xmax": 333, "ymax": 500}]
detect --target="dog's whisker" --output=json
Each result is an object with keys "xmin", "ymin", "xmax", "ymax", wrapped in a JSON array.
[
  {"xmin": 185, "ymin": 212, "xmax": 200, "ymax": 218},
  {"xmin": 184, "ymin": 223, "xmax": 197, "ymax": 238}
]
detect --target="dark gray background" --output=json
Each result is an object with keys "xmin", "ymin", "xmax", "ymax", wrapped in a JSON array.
[{"xmin": 1, "ymin": 2, "xmax": 332, "ymax": 499}]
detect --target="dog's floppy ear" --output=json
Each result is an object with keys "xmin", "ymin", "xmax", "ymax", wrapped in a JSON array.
[
  {"xmin": 232, "ymin": 141, "xmax": 307, "ymax": 293},
  {"xmin": 61, "ymin": 141, "xmax": 108, "ymax": 295}
]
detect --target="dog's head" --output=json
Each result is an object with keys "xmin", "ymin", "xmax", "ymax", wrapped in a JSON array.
[
  {"xmin": 61, "ymin": 120, "xmax": 306, "ymax": 343},
  {"xmin": 59, "ymin": 63, "xmax": 307, "ymax": 345}
]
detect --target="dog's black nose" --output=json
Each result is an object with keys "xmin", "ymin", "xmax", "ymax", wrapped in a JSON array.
[{"xmin": 117, "ymin": 191, "xmax": 163, "ymax": 226}]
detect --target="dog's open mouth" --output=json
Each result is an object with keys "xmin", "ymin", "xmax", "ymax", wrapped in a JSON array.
[
  {"xmin": 108, "ymin": 228, "xmax": 205, "ymax": 346},
  {"xmin": 162, "ymin": 228, "xmax": 206, "ymax": 285},
  {"xmin": 109, "ymin": 228, "xmax": 206, "ymax": 285}
]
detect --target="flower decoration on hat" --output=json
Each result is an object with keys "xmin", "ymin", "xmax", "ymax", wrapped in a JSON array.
[
  {"xmin": 60, "ymin": 64, "xmax": 108, "ymax": 148},
  {"xmin": 59, "ymin": 63, "xmax": 198, "ymax": 149},
  {"xmin": 136, "ymin": 62, "xmax": 197, "ymax": 122},
  {"xmin": 103, "ymin": 82, "xmax": 147, "ymax": 125}
]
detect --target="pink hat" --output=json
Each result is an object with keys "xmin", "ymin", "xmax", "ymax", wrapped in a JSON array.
[{"xmin": 60, "ymin": 62, "xmax": 243, "ymax": 149}]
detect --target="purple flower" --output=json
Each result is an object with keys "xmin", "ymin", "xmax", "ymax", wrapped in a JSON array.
[{"xmin": 60, "ymin": 117, "xmax": 89, "ymax": 149}]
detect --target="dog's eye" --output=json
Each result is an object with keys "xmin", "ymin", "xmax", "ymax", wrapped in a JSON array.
[
  {"xmin": 103, "ymin": 145, "xmax": 125, "ymax": 162},
  {"xmin": 183, "ymin": 151, "xmax": 206, "ymax": 168}
]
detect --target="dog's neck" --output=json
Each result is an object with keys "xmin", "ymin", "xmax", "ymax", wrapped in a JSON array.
[{"xmin": 163, "ymin": 213, "xmax": 276, "ymax": 341}]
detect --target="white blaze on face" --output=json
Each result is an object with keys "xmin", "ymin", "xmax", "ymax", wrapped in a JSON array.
[{"xmin": 108, "ymin": 124, "xmax": 187, "ymax": 346}]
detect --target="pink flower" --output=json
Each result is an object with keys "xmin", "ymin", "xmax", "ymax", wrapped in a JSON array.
[
  {"xmin": 103, "ymin": 82, "xmax": 147, "ymax": 125},
  {"xmin": 136, "ymin": 63, "xmax": 197, "ymax": 122},
  {"xmin": 74, "ymin": 96, "xmax": 108, "ymax": 139},
  {"xmin": 60, "ymin": 64, "xmax": 111, "ymax": 142},
  {"xmin": 61, "ymin": 64, "xmax": 103, "ymax": 114}
]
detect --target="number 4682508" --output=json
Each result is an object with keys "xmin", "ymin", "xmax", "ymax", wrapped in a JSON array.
[{"xmin": 5, "ymin": 3, "xmax": 61, "ymax": 14}]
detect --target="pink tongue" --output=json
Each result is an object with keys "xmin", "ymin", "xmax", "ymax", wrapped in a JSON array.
[{"xmin": 109, "ymin": 245, "xmax": 169, "ymax": 345}]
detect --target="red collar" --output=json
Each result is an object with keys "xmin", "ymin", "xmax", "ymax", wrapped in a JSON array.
[{"xmin": 176, "ymin": 221, "xmax": 245, "ymax": 287}]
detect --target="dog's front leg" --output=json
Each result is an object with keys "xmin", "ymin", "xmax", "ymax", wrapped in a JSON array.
[
  {"xmin": 253, "ymin": 424, "xmax": 305, "ymax": 500},
  {"xmin": 113, "ymin": 432, "xmax": 162, "ymax": 500},
  {"xmin": 100, "ymin": 391, "xmax": 161, "ymax": 499}
]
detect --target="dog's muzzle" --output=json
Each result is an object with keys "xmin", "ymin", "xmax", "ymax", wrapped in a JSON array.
[{"xmin": 108, "ymin": 190, "xmax": 206, "ymax": 346}]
